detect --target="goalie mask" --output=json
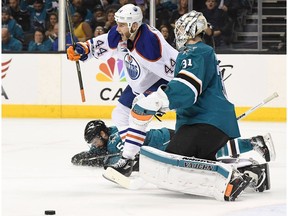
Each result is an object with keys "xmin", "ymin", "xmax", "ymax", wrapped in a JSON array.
[
  {"xmin": 174, "ymin": 10, "xmax": 208, "ymax": 50},
  {"xmin": 114, "ymin": 4, "xmax": 143, "ymax": 34},
  {"xmin": 84, "ymin": 120, "xmax": 109, "ymax": 144}
]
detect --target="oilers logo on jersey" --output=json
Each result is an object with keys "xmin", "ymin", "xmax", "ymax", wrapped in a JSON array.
[{"xmin": 124, "ymin": 54, "xmax": 140, "ymax": 80}]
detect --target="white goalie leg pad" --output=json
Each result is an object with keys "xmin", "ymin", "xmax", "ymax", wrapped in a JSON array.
[{"xmin": 139, "ymin": 146, "xmax": 235, "ymax": 201}]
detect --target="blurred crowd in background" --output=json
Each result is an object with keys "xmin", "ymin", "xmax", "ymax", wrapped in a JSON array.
[{"xmin": 1, "ymin": 0, "xmax": 286, "ymax": 52}]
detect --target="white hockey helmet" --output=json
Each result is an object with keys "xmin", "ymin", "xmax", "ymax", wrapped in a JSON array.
[
  {"xmin": 174, "ymin": 10, "xmax": 208, "ymax": 50},
  {"xmin": 114, "ymin": 4, "xmax": 143, "ymax": 30}
]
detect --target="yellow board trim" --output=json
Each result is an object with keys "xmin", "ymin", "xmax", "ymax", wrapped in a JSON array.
[{"xmin": 1, "ymin": 104, "xmax": 286, "ymax": 122}]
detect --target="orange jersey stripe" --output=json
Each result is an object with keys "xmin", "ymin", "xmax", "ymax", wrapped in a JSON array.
[{"xmin": 126, "ymin": 133, "xmax": 145, "ymax": 142}]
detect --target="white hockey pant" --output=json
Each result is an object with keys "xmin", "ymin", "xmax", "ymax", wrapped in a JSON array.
[{"xmin": 111, "ymin": 102, "xmax": 131, "ymax": 142}]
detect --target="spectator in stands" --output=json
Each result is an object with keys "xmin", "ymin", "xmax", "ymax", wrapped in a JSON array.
[
  {"xmin": 20, "ymin": 0, "xmax": 52, "ymax": 32},
  {"xmin": 89, "ymin": 4, "xmax": 106, "ymax": 32},
  {"xmin": 46, "ymin": 23, "xmax": 57, "ymax": 44},
  {"xmin": 51, "ymin": 23, "xmax": 78, "ymax": 51},
  {"xmin": 217, "ymin": 0, "xmax": 227, "ymax": 11},
  {"xmin": 159, "ymin": 24, "xmax": 175, "ymax": 48},
  {"xmin": 45, "ymin": 12, "xmax": 58, "ymax": 42},
  {"xmin": 135, "ymin": 0, "xmax": 172, "ymax": 29},
  {"xmin": 2, "ymin": 27, "xmax": 23, "ymax": 51},
  {"xmin": 103, "ymin": 8, "xmax": 116, "ymax": 32},
  {"xmin": 160, "ymin": 0, "xmax": 177, "ymax": 11},
  {"xmin": 154, "ymin": 0, "xmax": 174, "ymax": 29},
  {"xmin": 217, "ymin": 0, "xmax": 244, "ymax": 16},
  {"xmin": 2, "ymin": 0, "xmax": 9, "ymax": 6},
  {"xmin": 193, "ymin": 1, "xmax": 206, "ymax": 11},
  {"xmin": 72, "ymin": 7, "xmax": 93, "ymax": 42},
  {"xmin": 2, "ymin": 6, "xmax": 24, "ymax": 43},
  {"xmin": 170, "ymin": 0, "xmax": 188, "ymax": 28},
  {"xmin": 82, "ymin": 0, "xmax": 104, "ymax": 13},
  {"xmin": 69, "ymin": 0, "xmax": 92, "ymax": 23},
  {"xmin": 81, "ymin": 0, "xmax": 114, "ymax": 13},
  {"xmin": 50, "ymin": 0, "xmax": 59, "ymax": 12},
  {"xmin": 93, "ymin": 26, "xmax": 105, "ymax": 37},
  {"xmin": 201, "ymin": 0, "xmax": 233, "ymax": 49},
  {"xmin": 217, "ymin": 0, "xmax": 241, "ymax": 30},
  {"xmin": 21, "ymin": 0, "xmax": 54, "ymax": 11},
  {"xmin": 105, "ymin": 0, "xmax": 129, "ymax": 11},
  {"xmin": 28, "ymin": 28, "xmax": 52, "ymax": 51},
  {"xmin": 8, "ymin": 0, "xmax": 31, "ymax": 32}
]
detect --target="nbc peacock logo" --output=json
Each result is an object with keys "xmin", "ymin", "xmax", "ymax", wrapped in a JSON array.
[
  {"xmin": 96, "ymin": 57, "xmax": 126, "ymax": 82},
  {"xmin": 2, "ymin": 58, "xmax": 12, "ymax": 99}
]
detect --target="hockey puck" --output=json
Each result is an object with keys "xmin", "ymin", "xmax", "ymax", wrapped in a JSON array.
[{"xmin": 45, "ymin": 210, "xmax": 56, "ymax": 215}]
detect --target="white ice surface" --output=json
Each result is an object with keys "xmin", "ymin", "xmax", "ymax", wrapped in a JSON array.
[{"xmin": 1, "ymin": 118, "xmax": 287, "ymax": 216}]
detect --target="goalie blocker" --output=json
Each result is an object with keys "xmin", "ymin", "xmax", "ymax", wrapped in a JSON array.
[{"xmin": 139, "ymin": 146, "xmax": 252, "ymax": 201}]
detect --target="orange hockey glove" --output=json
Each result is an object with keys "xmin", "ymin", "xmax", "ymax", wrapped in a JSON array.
[
  {"xmin": 67, "ymin": 46, "xmax": 80, "ymax": 61},
  {"xmin": 67, "ymin": 42, "xmax": 89, "ymax": 61}
]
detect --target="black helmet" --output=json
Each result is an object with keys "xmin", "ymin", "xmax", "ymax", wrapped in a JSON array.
[{"xmin": 84, "ymin": 120, "xmax": 109, "ymax": 143}]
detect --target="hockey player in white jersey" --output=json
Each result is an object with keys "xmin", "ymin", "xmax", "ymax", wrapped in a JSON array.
[
  {"xmin": 103, "ymin": 10, "xmax": 257, "ymax": 201},
  {"xmin": 67, "ymin": 3, "xmax": 178, "ymax": 142}
]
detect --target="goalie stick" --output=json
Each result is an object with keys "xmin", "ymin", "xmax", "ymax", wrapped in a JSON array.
[
  {"xmin": 65, "ymin": 0, "xmax": 86, "ymax": 102},
  {"xmin": 103, "ymin": 92, "xmax": 279, "ymax": 189},
  {"xmin": 237, "ymin": 92, "xmax": 279, "ymax": 120},
  {"xmin": 219, "ymin": 62, "xmax": 233, "ymax": 81}
]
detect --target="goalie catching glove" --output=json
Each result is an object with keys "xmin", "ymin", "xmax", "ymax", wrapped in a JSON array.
[
  {"xmin": 67, "ymin": 42, "xmax": 89, "ymax": 61},
  {"xmin": 131, "ymin": 85, "xmax": 170, "ymax": 127}
]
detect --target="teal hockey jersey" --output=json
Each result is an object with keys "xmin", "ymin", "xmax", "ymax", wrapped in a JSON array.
[
  {"xmin": 103, "ymin": 126, "xmax": 171, "ymax": 164},
  {"xmin": 164, "ymin": 42, "xmax": 240, "ymax": 139}
]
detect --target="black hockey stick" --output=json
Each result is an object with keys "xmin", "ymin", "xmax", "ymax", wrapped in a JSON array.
[
  {"xmin": 87, "ymin": 153, "xmax": 121, "ymax": 161},
  {"xmin": 220, "ymin": 65, "xmax": 234, "ymax": 68},
  {"xmin": 237, "ymin": 92, "xmax": 279, "ymax": 120},
  {"xmin": 65, "ymin": 0, "xmax": 86, "ymax": 102},
  {"xmin": 220, "ymin": 64, "xmax": 233, "ymax": 81}
]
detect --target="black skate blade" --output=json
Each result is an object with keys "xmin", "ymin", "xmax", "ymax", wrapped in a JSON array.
[{"xmin": 224, "ymin": 175, "xmax": 252, "ymax": 201}]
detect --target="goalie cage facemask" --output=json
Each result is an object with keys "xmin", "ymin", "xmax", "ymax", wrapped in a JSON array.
[
  {"xmin": 174, "ymin": 10, "xmax": 208, "ymax": 50},
  {"xmin": 84, "ymin": 120, "xmax": 109, "ymax": 144}
]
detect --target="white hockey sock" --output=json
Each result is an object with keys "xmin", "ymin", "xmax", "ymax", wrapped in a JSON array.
[{"xmin": 122, "ymin": 128, "xmax": 146, "ymax": 159}]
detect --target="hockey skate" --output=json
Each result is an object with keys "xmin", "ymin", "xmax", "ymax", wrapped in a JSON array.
[
  {"xmin": 104, "ymin": 157, "xmax": 134, "ymax": 177},
  {"xmin": 239, "ymin": 163, "xmax": 270, "ymax": 192},
  {"xmin": 224, "ymin": 171, "xmax": 252, "ymax": 201},
  {"xmin": 132, "ymin": 154, "xmax": 140, "ymax": 172},
  {"xmin": 251, "ymin": 133, "xmax": 276, "ymax": 162}
]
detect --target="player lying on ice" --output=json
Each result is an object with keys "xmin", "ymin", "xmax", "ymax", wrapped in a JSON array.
[
  {"xmin": 100, "ymin": 10, "xmax": 276, "ymax": 201},
  {"xmin": 72, "ymin": 119, "xmax": 275, "ymax": 195},
  {"xmin": 72, "ymin": 120, "xmax": 275, "ymax": 167}
]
